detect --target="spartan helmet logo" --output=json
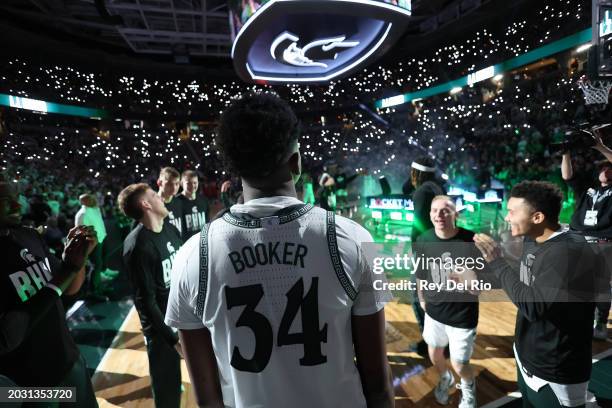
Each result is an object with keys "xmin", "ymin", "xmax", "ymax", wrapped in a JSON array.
[
  {"xmin": 167, "ymin": 242, "xmax": 176, "ymax": 254},
  {"xmin": 270, "ymin": 31, "xmax": 360, "ymax": 68},
  {"xmin": 168, "ymin": 211, "xmax": 174, "ymax": 219},
  {"xmin": 192, "ymin": 206, "xmax": 198, "ymax": 213},
  {"xmin": 20, "ymin": 248, "xmax": 36, "ymax": 263}
]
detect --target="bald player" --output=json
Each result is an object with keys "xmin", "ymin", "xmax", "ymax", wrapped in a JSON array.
[{"xmin": 414, "ymin": 196, "xmax": 482, "ymax": 408}]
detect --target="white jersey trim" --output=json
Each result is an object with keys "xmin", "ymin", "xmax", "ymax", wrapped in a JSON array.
[
  {"xmin": 326, "ymin": 211, "xmax": 358, "ymax": 300},
  {"xmin": 221, "ymin": 203, "xmax": 314, "ymax": 228},
  {"xmin": 195, "ymin": 223, "xmax": 210, "ymax": 320}
]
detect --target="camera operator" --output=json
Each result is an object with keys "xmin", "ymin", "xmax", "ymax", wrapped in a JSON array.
[{"xmin": 561, "ymin": 130, "xmax": 612, "ymax": 341}]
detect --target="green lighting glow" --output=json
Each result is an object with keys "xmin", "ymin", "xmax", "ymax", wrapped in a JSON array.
[{"xmin": 0, "ymin": 93, "xmax": 109, "ymax": 118}]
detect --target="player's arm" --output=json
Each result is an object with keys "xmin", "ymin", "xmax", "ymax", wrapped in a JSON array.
[
  {"xmin": 413, "ymin": 240, "xmax": 426, "ymax": 310},
  {"xmin": 352, "ymin": 309, "xmax": 394, "ymax": 408},
  {"xmin": 165, "ymin": 236, "xmax": 220, "ymax": 405},
  {"xmin": 129, "ymin": 245, "xmax": 179, "ymax": 346},
  {"xmin": 0, "ymin": 227, "xmax": 95, "ymax": 354},
  {"xmin": 179, "ymin": 328, "xmax": 223, "ymax": 408},
  {"xmin": 61, "ymin": 225, "xmax": 98, "ymax": 295},
  {"xmin": 340, "ymin": 219, "xmax": 393, "ymax": 407},
  {"xmin": 487, "ymin": 257, "xmax": 564, "ymax": 321},
  {"xmin": 595, "ymin": 147, "xmax": 612, "ymax": 163},
  {"xmin": 475, "ymin": 234, "xmax": 565, "ymax": 321},
  {"xmin": 593, "ymin": 129, "xmax": 612, "ymax": 163},
  {"xmin": 416, "ymin": 281, "xmax": 426, "ymax": 310}
]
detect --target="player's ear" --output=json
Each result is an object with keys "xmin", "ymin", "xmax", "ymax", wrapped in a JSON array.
[
  {"xmin": 288, "ymin": 151, "xmax": 301, "ymax": 182},
  {"xmin": 140, "ymin": 197, "xmax": 152, "ymax": 212},
  {"xmin": 156, "ymin": 178, "xmax": 162, "ymax": 188},
  {"xmin": 531, "ymin": 211, "xmax": 545, "ymax": 225}
]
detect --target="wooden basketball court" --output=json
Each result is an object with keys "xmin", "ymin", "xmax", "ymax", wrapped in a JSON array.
[{"xmin": 92, "ymin": 301, "xmax": 611, "ymax": 407}]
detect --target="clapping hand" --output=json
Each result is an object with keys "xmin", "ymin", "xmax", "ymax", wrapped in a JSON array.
[
  {"xmin": 473, "ymin": 233, "xmax": 502, "ymax": 263},
  {"xmin": 63, "ymin": 226, "xmax": 98, "ymax": 271}
]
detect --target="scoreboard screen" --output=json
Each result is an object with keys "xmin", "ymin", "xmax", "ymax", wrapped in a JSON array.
[{"xmin": 229, "ymin": 0, "xmax": 412, "ymax": 84}]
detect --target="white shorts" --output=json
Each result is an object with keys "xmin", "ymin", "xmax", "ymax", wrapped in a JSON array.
[{"xmin": 423, "ymin": 313, "xmax": 476, "ymax": 364}]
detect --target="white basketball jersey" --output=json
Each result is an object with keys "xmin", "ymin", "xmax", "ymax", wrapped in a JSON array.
[{"xmin": 166, "ymin": 197, "xmax": 383, "ymax": 408}]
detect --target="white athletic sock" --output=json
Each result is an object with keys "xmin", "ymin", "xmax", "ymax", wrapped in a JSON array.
[{"xmin": 461, "ymin": 378, "xmax": 474, "ymax": 387}]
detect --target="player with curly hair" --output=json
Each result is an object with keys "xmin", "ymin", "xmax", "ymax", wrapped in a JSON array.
[{"xmin": 165, "ymin": 93, "xmax": 393, "ymax": 408}]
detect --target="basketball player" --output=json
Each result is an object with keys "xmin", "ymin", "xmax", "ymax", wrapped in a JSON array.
[
  {"xmin": 165, "ymin": 94, "xmax": 393, "ymax": 408},
  {"xmin": 475, "ymin": 181, "xmax": 599, "ymax": 408},
  {"xmin": 405, "ymin": 156, "xmax": 445, "ymax": 355},
  {"xmin": 414, "ymin": 196, "xmax": 480, "ymax": 407},
  {"xmin": 119, "ymin": 183, "xmax": 184, "ymax": 408},
  {"xmin": 561, "ymin": 134, "xmax": 612, "ymax": 341},
  {"xmin": 0, "ymin": 181, "xmax": 99, "ymax": 407},
  {"xmin": 177, "ymin": 170, "xmax": 209, "ymax": 241},
  {"xmin": 157, "ymin": 167, "xmax": 183, "ymax": 238}
]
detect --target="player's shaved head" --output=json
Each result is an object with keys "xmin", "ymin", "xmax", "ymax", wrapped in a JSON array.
[{"xmin": 431, "ymin": 195, "xmax": 456, "ymax": 209}]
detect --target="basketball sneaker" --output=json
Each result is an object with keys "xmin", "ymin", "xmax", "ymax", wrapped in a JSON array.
[
  {"xmin": 457, "ymin": 380, "xmax": 477, "ymax": 408},
  {"xmin": 434, "ymin": 370, "xmax": 455, "ymax": 405}
]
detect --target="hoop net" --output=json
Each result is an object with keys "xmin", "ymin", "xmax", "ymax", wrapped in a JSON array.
[{"xmin": 578, "ymin": 79, "xmax": 612, "ymax": 106}]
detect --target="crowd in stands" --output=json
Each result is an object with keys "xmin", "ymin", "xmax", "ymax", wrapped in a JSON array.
[
  {"xmin": 0, "ymin": 0, "xmax": 589, "ymax": 117},
  {"xmin": 2, "ymin": 61, "xmax": 610, "ymax": 239},
  {"xmin": 0, "ymin": 0, "xmax": 609, "ymax": 262}
]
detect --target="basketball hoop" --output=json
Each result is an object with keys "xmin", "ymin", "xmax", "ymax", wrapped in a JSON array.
[{"xmin": 577, "ymin": 77, "xmax": 612, "ymax": 109}]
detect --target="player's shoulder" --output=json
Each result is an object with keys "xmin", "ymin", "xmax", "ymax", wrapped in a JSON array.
[
  {"xmin": 334, "ymin": 213, "xmax": 373, "ymax": 245},
  {"xmin": 172, "ymin": 229, "xmax": 203, "ymax": 285},
  {"xmin": 177, "ymin": 230, "xmax": 201, "ymax": 259},
  {"xmin": 6, "ymin": 226, "xmax": 44, "ymax": 247},
  {"xmin": 123, "ymin": 224, "xmax": 153, "ymax": 255},
  {"xmin": 167, "ymin": 195, "xmax": 182, "ymax": 208},
  {"xmin": 415, "ymin": 228, "xmax": 435, "ymax": 243},
  {"xmin": 418, "ymin": 180, "xmax": 444, "ymax": 195},
  {"xmin": 164, "ymin": 220, "xmax": 182, "ymax": 239},
  {"xmin": 457, "ymin": 227, "xmax": 476, "ymax": 241},
  {"xmin": 558, "ymin": 230, "xmax": 586, "ymax": 242},
  {"xmin": 12, "ymin": 225, "xmax": 39, "ymax": 238}
]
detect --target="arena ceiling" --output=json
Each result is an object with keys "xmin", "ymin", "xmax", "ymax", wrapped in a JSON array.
[{"xmin": 0, "ymin": 0, "xmax": 501, "ymax": 61}]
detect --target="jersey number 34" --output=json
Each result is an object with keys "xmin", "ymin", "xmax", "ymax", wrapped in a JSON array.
[{"xmin": 225, "ymin": 277, "xmax": 328, "ymax": 373}]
